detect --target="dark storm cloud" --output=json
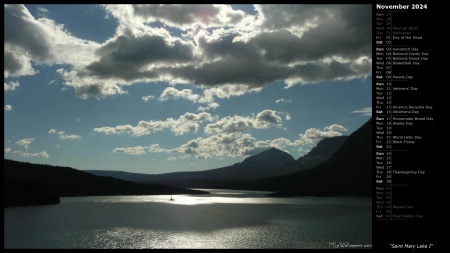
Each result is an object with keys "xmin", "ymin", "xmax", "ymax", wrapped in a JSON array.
[
  {"xmin": 256, "ymin": 4, "xmax": 327, "ymax": 30},
  {"xmin": 151, "ymin": 4, "xmax": 372, "ymax": 89},
  {"xmin": 288, "ymin": 59, "xmax": 371, "ymax": 83},
  {"xmin": 5, "ymin": 4, "xmax": 372, "ymax": 98},
  {"xmin": 4, "ymin": 4, "xmax": 100, "ymax": 79},
  {"xmin": 163, "ymin": 56, "xmax": 287, "ymax": 88},
  {"xmin": 256, "ymin": 5, "xmax": 372, "ymax": 61},
  {"xmin": 74, "ymin": 84, "xmax": 103, "ymax": 97},
  {"xmin": 4, "ymin": 5, "xmax": 54, "ymax": 62},
  {"xmin": 78, "ymin": 33, "xmax": 195, "ymax": 81},
  {"xmin": 131, "ymin": 4, "xmax": 246, "ymax": 27},
  {"xmin": 198, "ymin": 32, "xmax": 262, "ymax": 61},
  {"xmin": 4, "ymin": 51, "xmax": 26, "ymax": 76},
  {"xmin": 4, "ymin": 4, "xmax": 54, "ymax": 77},
  {"xmin": 257, "ymin": 4, "xmax": 371, "ymax": 36},
  {"xmin": 73, "ymin": 83, "xmax": 128, "ymax": 98},
  {"xmin": 157, "ymin": 31, "xmax": 287, "ymax": 87},
  {"xmin": 95, "ymin": 33, "xmax": 194, "ymax": 64}
]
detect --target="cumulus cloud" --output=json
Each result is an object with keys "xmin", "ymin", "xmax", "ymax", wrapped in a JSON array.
[
  {"xmin": 59, "ymin": 134, "xmax": 82, "ymax": 140},
  {"xmin": 325, "ymin": 124, "xmax": 348, "ymax": 132},
  {"xmin": 142, "ymin": 95, "xmax": 155, "ymax": 102},
  {"xmin": 5, "ymin": 5, "xmax": 371, "ymax": 99},
  {"xmin": 165, "ymin": 155, "xmax": 191, "ymax": 161},
  {"xmin": 94, "ymin": 111, "xmax": 216, "ymax": 137},
  {"xmin": 157, "ymin": 86, "xmax": 222, "ymax": 111},
  {"xmin": 114, "ymin": 120, "xmax": 348, "ymax": 159},
  {"xmin": 111, "ymin": 144, "xmax": 172, "ymax": 156},
  {"xmin": 48, "ymin": 129, "xmax": 82, "ymax": 140},
  {"xmin": 4, "ymin": 4, "xmax": 100, "ymax": 78},
  {"xmin": 111, "ymin": 132, "xmax": 300, "ymax": 159},
  {"xmin": 175, "ymin": 133, "xmax": 265, "ymax": 158},
  {"xmin": 205, "ymin": 116, "xmax": 254, "ymax": 134},
  {"xmin": 5, "ymin": 5, "xmax": 370, "ymax": 98},
  {"xmin": 4, "ymin": 81, "xmax": 20, "ymax": 91},
  {"xmin": 145, "ymin": 132, "xmax": 297, "ymax": 159},
  {"xmin": 197, "ymin": 102, "xmax": 220, "ymax": 112},
  {"xmin": 4, "ymin": 105, "xmax": 13, "ymax": 111},
  {"xmin": 207, "ymin": 85, "xmax": 262, "ymax": 99},
  {"xmin": 298, "ymin": 124, "xmax": 348, "ymax": 145},
  {"xmin": 19, "ymin": 151, "xmax": 50, "ymax": 158},
  {"xmin": 167, "ymin": 156, "xmax": 177, "ymax": 161},
  {"xmin": 16, "ymin": 138, "xmax": 34, "ymax": 150},
  {"xmin": 352, "ymin": 107, "xmax": 372, "ymax": 116},
  {"xmin": 78, "ymin": 33, "xmax": 194, "ymax": 81},
  {"xmin": 276, "ymin": 98, "xmax": 292, "ymax": 104},
  {"xmin": 5, "ymin": 147, "xmax": 49, "ymax": 158},
  {"xmin": 36, "ymin": 6, "xmax": 49, "ymax": 18},
  {"xmin": 11, "ymin": 138, "xmax": 48, "ymax": 157},
  {"xmin": 113, "ymin": 146, "xmax": 146, "ymax": 155},
  {"xmin": 254, "ymin": 5, "xmax": 372, "ymax": 59},
  {"xmin": 148, "ymin": 144, "xmax": 168, "ymax": 153},
  {"xmin": 129, "ymin": 4, "xmax": 249, "ymax": 28},
  {"xmin": 159, "ymin": 87, "xmax": 199, "ymax": 102},
  {"xmin": 256, "ymin": 110, "xmax": 282, "ymax": 125},
  {"xmin": 4, "ymin": 47, "xmax": 38, "ymax": 77},
  {"xmin": 204, "ymin": 109, "xmax": 282, "ymax": 134}
]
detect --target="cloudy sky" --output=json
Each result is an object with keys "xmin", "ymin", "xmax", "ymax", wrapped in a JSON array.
[{"xmin": 4, "ymin": 4, "xmax": 372, "ymax": 174}]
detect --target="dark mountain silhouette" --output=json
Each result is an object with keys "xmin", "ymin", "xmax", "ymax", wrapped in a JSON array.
[
  {"xmin": 85, "ymin": 170, "xmax": 148, "ymax": 182},
  {"xmin": 4, "ymin": 159, "xmax": 209, "ymax": 208},
  {"xmin": 4, "ymin": 178, "xmax": 60, "ymax": 207},
  {"xmin": 88, "ymin": 147, "xmax": 295, "ymax": 182},
  {"xmin": 269, "ymin": 136, "xmax": 348, "ymax": 177},
  {"xmin": 242, "ymin": 147, "xmax": 294, "ymax": 167},
  {"xmin": 139, "ymin": 118, "xmax": 371, "ymax": 194},
  {"xmin": 266, "ymin": 118, "xmax": 372, "ymax": 197},
  {"xmin": 4, "ymin": 118, "xmax": 370, "ymax": 207},
  {"xmin": 87, "ymin": 136, "xmax": 348, "ymax": 190},
  {"xmin": 296, "ymin": 136, "xmax": 348, "ymax": 165}
]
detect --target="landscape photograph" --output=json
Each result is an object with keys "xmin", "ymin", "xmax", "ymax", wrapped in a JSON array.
[{"xmin": 4, "ymin": 4, "xmax": 372, "ymax": 249}]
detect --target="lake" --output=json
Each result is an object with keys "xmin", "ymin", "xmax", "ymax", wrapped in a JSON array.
[{"xmin": 4, "ymin": 189, "xmax": 372, "ymax": 249}]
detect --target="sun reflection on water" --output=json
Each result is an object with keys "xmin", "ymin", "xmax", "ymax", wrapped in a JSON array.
[
  {"xmin": 5, "ymin": 189, "xmax": 372, "ymax": 249},
  {"xmin": 63, "ymin": 189, "xmax": 278, "ymax": 206}
]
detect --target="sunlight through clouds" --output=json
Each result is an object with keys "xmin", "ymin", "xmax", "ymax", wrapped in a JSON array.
[
  {"xmin": 4, "ymin": 4, "xmax": 371, "ymax": 98},
  {"xmin": 4, "ymin": 4, "xmax": 371, "ymax": 172}
]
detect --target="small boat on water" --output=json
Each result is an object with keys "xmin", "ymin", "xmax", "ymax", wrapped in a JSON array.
[{"xmin": 169, "ymin": 196, "xmax": 175, "ymax": 201}]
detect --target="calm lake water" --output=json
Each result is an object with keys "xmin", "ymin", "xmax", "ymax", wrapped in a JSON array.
[{"xmin": 4, "ymin": 189, "xmax": 372, "ymax": 249}]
